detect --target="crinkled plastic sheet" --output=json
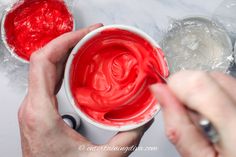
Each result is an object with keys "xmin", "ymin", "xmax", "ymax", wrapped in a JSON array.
[
  {"xmin": 213, "ymin": 0, "xmax": 236, "ymax": 76},
  {"xmin": 213, "ymin": 0, "xmax": 236, "ymax": 43},
  {"xmin": 0, "ymin": 0, "xmax": 75, "ymax": 91},
  {"xmin": 229, "ymin": 42, "xmax": 236, "ymax": 77},
  {"xmin": 160, "ymin": 17, "xmax": 234, "ymax": 74}
]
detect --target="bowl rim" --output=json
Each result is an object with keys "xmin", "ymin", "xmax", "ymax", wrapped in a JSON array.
[
  {"xmin": 0, "ymin": 0, "xmax": 76, "ymax": 64},
  {"xmin": 64, "ymin": 24, "xmax": 169, "ymax": 131}
]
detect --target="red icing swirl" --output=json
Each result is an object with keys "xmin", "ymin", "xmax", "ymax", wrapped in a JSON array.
[
  {"xmin": 4, "ymin": 0, "xmax": 74, "ymax": 61},
  {"xmin": 70, "ymin": 28, "xmax": 169, "ymax": 126}
]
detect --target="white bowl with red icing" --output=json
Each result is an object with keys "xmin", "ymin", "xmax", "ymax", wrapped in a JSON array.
[
  {"xmin": 1, "ymin": 0, "xmax": 75, "ymax": 63},
  {"xmin": 65, "ymin": 25, "xmax": 169, "ymax": 131}
]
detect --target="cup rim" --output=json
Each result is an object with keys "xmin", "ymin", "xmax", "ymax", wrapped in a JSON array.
[
  {"xmin": 64, "ymin": 24, "xmax": 169, "ymax": 131},
  {"xmin": 0, "ymin": 0, "xmax": 76, "ymax": 63}
]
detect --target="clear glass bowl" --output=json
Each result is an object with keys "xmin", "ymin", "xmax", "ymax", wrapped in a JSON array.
[{"xmin": 161, "ymin": 17, "xmax": 234, "ymax": 73}]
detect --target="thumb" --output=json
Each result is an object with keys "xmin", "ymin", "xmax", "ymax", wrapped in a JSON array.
[{"xmin": 105, "ymin": 120, "xmax": 154, "ymax": 157}]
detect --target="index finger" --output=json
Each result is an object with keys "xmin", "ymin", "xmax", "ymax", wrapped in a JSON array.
[
  {"xmin": 27, "ymin": 24, "xmax": 103, "ymax": 119},
  {"xmin": 28, "ymin": 23, "xmax": 103, "ymax": 97},
  {"xmin": 34, "ymin": 23, "xmax": 104, "ymax": 64},
  {"xmin": 168, "ymin": 71, "xmax": 236, "ymax": 133},
  {"xmin": 210, "ymin": 72, "xmax": 236, "ymax": 103}
]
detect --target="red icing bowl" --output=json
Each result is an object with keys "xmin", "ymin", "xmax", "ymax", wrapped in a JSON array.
[
  {"xmin": 1, "ymin": 0, "xmax": 75, "ymax": 63},
  {"xmin": 64, "ymin": 25, "xmax": 169, "ymax": 131}
]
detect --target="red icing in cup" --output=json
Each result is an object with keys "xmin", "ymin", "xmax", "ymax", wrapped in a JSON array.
[
  {"xmin": 4, "ymin": 0, "xmax": 74, "ymax": 61},
  {"xmin": 69, "ymin": 28, "xmax": 169, "ymax": 126}
]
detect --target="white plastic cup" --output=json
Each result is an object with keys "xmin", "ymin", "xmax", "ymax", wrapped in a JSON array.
[
  {"xmin": 64, "ymin": 25, "xmax": 169, "ymax": 131},
  {"xmin": 1, "ymin": 0, "xmax": 75, "ymax": 63}
]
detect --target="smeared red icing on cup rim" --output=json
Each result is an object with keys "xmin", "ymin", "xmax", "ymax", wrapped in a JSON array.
[
  {"xmin": 65, "ymin": 25, "xmax": 169, "ymax": 131},
  {"xmin": 1, "ymin": 0, "xmax": 74, "ymax": 63}
]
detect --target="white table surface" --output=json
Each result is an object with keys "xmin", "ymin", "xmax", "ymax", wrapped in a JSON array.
[{"xmin": 0, "ymin": 0, "xmax": 233, "ymax": 157}]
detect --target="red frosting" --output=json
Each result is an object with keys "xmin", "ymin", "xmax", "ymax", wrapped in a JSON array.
[
  {"xmin": 70, "ymin": 28, "xmax": 169, "ymax": 126},
  {"xmin": 4, "ymin": 0, "xmax": 73, "ymax": 61}
]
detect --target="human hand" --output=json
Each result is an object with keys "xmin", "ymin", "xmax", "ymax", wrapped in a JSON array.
[
  {"xmin": 151, "ymin": 71, "xmax": 236, "ymax": 157},
  {"xmin": 18, "ymin": 24, "xmax": 153, "ymax": 157}
]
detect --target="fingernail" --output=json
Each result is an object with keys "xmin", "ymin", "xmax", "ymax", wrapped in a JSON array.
[{"xmin": 88, "ymin": 23, "xmax": 104, "ymax": 31}]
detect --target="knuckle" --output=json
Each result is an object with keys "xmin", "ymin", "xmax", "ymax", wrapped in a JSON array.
[
  {"xmin": 30, "ymin": 52, "xmax": 47, "ymax": 69},
  {"xmin": 17, "ymin": 105, "xmax": 24, "ymax": 124},
  {"xmin": 18, "ymin": 97, "xmax": 28, "ymax": 124},
  {"xmin": 18, "ymin": 104, "xmax": 39, "ymax": 129},
  {"xmin": 189, "ymin": 71, "xmax": 209, "ymax": 87},
  {"xmin": 30, "ymin": 50, "xmax": 49, "ymax": 65},
  {"xmin": 23, "ymin": 110, "xmax": 37, "ymax": 129},
  {"xmin": 30, "ymin": 52, "xmax": 42, "ymax": 63},
  {"xmin": 19, "ymin": 107, "xmax": 58, "ymax": 133},
  {"xmin": 165, "ymin": 127, "xmax": 181, "ymax": 145},
  {"xmin": 186, "ymin": 72, "xmax": 210, "ymax": 96},
  {"xmin": 18, "ymin": 98, "xmax": 59, "ymax": 132},
  {"xmin": 29, "ymin": 52, "xmax": 49, "ymax": 72}
]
